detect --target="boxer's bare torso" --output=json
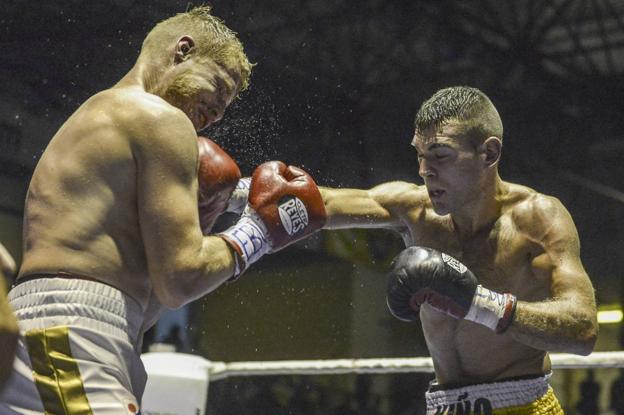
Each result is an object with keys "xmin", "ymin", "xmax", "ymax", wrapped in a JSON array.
[
  {"xmin": 395, "ymin": 182, "xmax": 551, "ymax": 384},
  {"xmin": 19, "ymin": 87, "xmax": 190, "ymax": 319},
  {"xmin": 321, "ymin": 117, "xmax": 596, "ymax": 386},
  {"xmin": 17, "ymin": 34, "xmax": 244, "ymax": 321},
  {"xmin": 322, "ymin": 177, "xmax": 593, "ymax": 386}
]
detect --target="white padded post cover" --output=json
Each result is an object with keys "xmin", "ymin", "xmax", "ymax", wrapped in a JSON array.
[{"xmin": 141, "ymin": 352, "xmax": 211, "ymax": 415}]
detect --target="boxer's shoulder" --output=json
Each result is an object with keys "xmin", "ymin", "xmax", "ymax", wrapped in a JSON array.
[
  {"xmin": 506, "ymin": 185, "xmax": 570, "ymax": 241},
  {"xmin": 97, "ymin": 90, "xmax": 196, "ymax": 155},
  {"xmin": 88, "ymin": 87, "xmax": 193, "ymax": 137}
]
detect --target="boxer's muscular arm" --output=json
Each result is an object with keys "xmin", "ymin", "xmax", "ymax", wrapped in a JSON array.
[
  {"xmin": 507, "ymin": 196, "xmax": 598, "ymax": 355},
  {"xmin": 132, "ymin": 108, "xmax": 236, "ymax": 309},
  {"xmin": 320, "ymin": 181, "xmax": 421, "ymax": 230}
]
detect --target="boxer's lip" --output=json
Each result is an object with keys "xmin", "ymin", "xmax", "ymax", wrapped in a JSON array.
[
  {"xmin": 197, "ymin": 102, "xmax": 210, "ymax": 130},
  {"xmin": 429, "ymin": 189, "xmax": 445, "ymax": 199},
  {"xmin": 198, "ymin": 112, "xmax": 207, "ymax": 130},
  {"xmin": 197, "ymin": 105, "xmax": 208, "ymax": 131}
]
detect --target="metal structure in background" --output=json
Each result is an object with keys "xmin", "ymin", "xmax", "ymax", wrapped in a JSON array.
[
  {"xmin": 0, "ymin": 0, "xmax": 623, "ymax": 298},
  {"xmin": 2, "ymin": 0, "xmax": 623, "ymax": 174}
]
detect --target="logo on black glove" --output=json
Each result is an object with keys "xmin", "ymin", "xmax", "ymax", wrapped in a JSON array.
[
  {"xmin": 441, "ymin": 253, "xmax": 467, "ymax": 274},
  {"xmin": 278, "ymin": 196, "xmax": 309, "ymax": 235}
]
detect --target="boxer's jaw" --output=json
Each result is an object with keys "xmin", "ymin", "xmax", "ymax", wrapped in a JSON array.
[{"xmin": 157, "ymin": 58, "xmax": 238, "ymax": 131}]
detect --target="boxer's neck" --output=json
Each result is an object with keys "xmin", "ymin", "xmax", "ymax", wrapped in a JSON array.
[
  {"xmin": 451, "ymin": 173, "xmax": 504, "ymax": 239},
  {"xmin": 114, "ymin": 55, "xmax": 171, "ymax": 94}
]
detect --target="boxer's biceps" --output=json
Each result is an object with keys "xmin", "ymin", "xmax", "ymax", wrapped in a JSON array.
[
  {"xmin": 137, "ymin": 175, "xmax": 237, "ymax": 308},
  {"xmin": 135, "ymin": 159, "xmax": 202, "ymax": 302},
  {"xmin": 526, "ymin": 196, "xmax": 594, "ymax": 302},
  {"xmin": 534, "ymin": 233, "xmax": 597, "ymax": 348},
  {"xmin": 548, "ymin": 252, "xmax": 596, "ymax": 311},
  {"xmin": 540, "ymin": 216, "xmax": 594, "ymax": 303}
]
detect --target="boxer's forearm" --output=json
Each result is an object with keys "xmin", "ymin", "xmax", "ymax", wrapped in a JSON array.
[
  {"xmin": 507, "ymin": 299, "xmax": 597, "ymax": 355},
  {"xmin": 152, "ymin": 236, "xmax": 236, "ymax": 309}
]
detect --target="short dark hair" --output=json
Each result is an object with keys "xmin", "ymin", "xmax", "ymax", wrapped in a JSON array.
[{"xmin": 414, "ymin": 86, "xmax": 503, "ymax": 145}]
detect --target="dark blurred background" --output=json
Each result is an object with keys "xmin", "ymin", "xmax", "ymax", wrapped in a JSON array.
[{"xmin": 1, "ymin": 1, "xmax": 624, "ymax": 413}]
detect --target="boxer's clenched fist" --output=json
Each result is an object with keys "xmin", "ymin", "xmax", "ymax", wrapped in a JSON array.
[
  {"xmin": 248, "ymin": 161, "xmax": 326, "ymax": 249},
  {"xmin": 386, "ymin": 246, "xmax": 516, "ymax": 333},
  {"xmin": 196, "ymin": 136, "xmax": 241, "ymax": 234},
  {"xmin": 219, "ymin": 161, "xmax": 327, "ymax": 277}
]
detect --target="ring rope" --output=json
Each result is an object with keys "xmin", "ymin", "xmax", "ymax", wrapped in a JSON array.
[{"xmin": 207, "ymin": 351, "xmax": 624, "ymax": 381}]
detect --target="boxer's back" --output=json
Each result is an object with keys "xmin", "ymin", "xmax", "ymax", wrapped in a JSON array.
[{"xmin": 19, "ymin": 87, "xmax": 177, "ymax": 308}]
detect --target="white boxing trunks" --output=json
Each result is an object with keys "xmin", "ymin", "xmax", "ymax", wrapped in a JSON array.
[
  {"xmin": 0, "ymin": 277, "xmax": 147, "ymax": 415},
  {"xmin": 425, "ymin": 374, "xmax": 564, "ymax": 414}
]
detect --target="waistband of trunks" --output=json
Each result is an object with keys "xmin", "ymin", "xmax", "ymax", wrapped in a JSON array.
[
  {"xmin": 426, "ymin": 373, "xmax": 552, "ymax": 410},
  {"xmin": 8, "ymin": 276, "xmax": 144, "ymax": 346}
]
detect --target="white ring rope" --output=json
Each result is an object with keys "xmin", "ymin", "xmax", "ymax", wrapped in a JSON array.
[{"xmin": 207, "ymin": 351, "xmax": 624, "ymax": 381}]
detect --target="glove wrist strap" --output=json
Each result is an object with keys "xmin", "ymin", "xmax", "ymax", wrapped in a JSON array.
[
  {"xmin": 219, "ymin": 207, "xmax": 271, "ymax": 280},
  {"xmin": 465, "ymin": 285, "xmax": 517, "ymax": 333},
  {"xmin": 225, "ymin": 177, "xmax": 251, "ymax": 214}
]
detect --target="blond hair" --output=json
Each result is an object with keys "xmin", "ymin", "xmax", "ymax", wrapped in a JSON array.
[{"xmin": 141, "ymin": 5, "xmax": 252, "ymax": 92}]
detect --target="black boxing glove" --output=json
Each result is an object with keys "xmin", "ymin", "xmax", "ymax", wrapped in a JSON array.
[
  {"xmin": 219, "ymin": 161, "xmax": 327, "ymax": 278},
  {"xmin": 386, "ymin": 246, "xmax": 516, "ymax": 333}
]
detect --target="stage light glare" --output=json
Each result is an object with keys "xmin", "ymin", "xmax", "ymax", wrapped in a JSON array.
[{"xmin": 598, "ymin": 309, "xmax": 623, "ymax": 324}]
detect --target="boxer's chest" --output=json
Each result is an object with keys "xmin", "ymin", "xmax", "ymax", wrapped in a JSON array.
[
  {"xmin": 402, "ymin": 213, "xmax": 547, "ymax": 299},
  {"xmin": 410, "ymin": 214, "xmax": 551, "ymax": 382}
]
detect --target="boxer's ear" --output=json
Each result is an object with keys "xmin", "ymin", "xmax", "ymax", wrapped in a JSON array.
[
  {"xmin": 481, "ymin": 137, "xmax": 502, "ymax": 168},
  {"xmin": 174, "ymin": 36, "xmax": 195, "ymax": 64}
]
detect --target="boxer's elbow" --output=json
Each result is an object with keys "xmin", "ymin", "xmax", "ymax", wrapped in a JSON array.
[
  {"xmin": 160, "ymin": 293, "xmax": 187, "ymax": 310},
  {"xmin": 576, "ymin": 338, "xmax": 597, "ymax": 356},
  {"xmin": 562, "ymin": 312, "xmax": 598, "ymax": 356},
  {"xmin": 150, "ymin": 265, "xmax": 199, "ymax": 309},
  {"xmin": 574, "ymin": 316, "xmax": 598, "ymax": 356},
  {"xmin": 569, "ymin": 336, "xmax": 596, "ymax": 356},
  {"xmin": 151, "ymin": 277, "xmax": 189, "ymax": 309}
]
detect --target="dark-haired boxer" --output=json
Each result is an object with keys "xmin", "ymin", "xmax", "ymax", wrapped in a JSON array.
[
  {"xmin": 0, "ymin": 6, "xmax": 325, "ymax": 414},
  {"xmin": 319, "ymin": 86, "xmax": 597, "ymax": 414}
]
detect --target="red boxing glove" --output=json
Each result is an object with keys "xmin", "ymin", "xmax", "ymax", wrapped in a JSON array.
[
  {"xmin": 196, "ymin": 136, "xmax": 241, "ymax": 234},
  {"xmin": 219, "ymin": 161, "xmax": 327, "ymax": 277},
  {"xmin": 250, "ymin": 161, "xmax": 327, "ymax": 249}
]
